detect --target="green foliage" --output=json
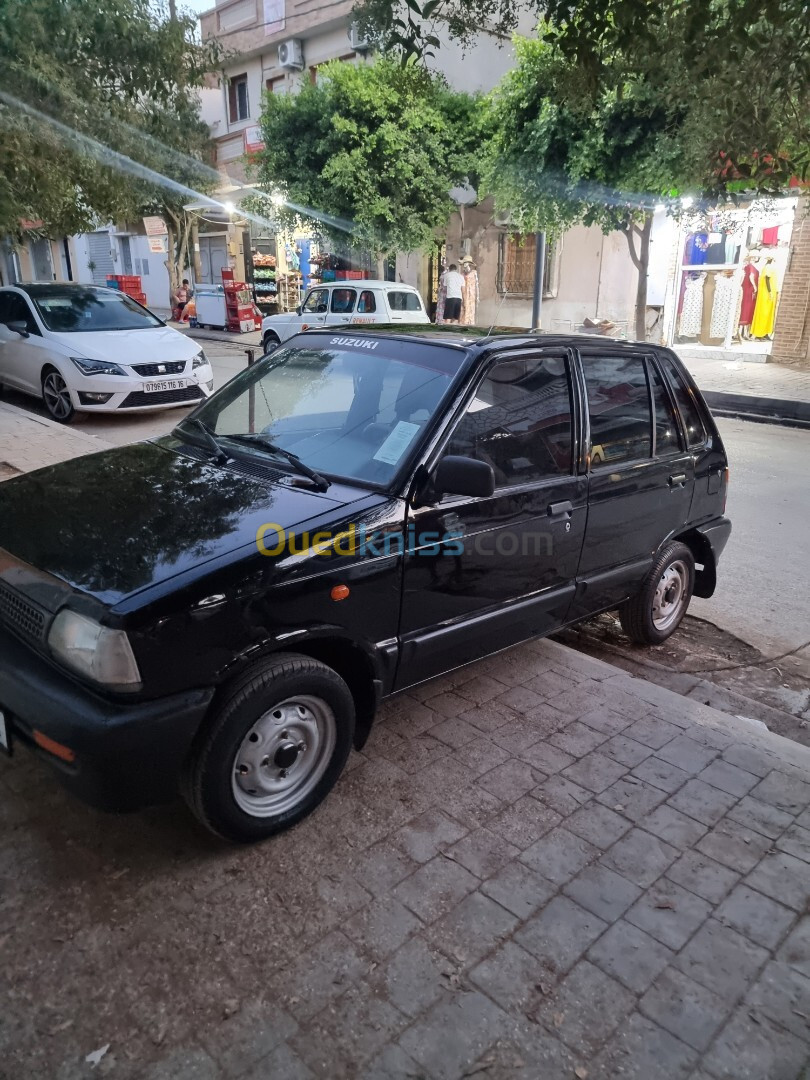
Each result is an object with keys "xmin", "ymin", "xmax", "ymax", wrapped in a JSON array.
[
  {"xmin": 255, "ymin": 58, "xmax": 482, "ymax": 253},
  {"xmin": 0, "ymin": 0, "xmax": 219, "ymax": 243}
]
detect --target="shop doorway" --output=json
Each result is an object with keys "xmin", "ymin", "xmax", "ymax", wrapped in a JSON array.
[{"xmin": 198, "ymin": 234, "xmax": 229, "ymax": 283}]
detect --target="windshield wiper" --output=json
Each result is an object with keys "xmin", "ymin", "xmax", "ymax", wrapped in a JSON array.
[
  {"xmin": 175, "ymin": 417, "xmax": 229, "ymax": 466},
  {"xmin": 225, "ymin": 433, "xmax": 330, "ymax": 491}
]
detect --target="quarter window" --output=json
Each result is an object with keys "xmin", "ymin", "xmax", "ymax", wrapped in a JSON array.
[
  {"xmin": 584, "ymin": 355, "xmax": 652, "ymax": 467},
  {"xmin": 446, "ymin": 354, "xmax": 574, "ymax": 487},
  {"xmin": 647, "ymin": 360, "xmax": 682, "ymax": 456},
  {"xmin": 302, "ymin": 289, "xmax": 328, "ymax": 314},
  {"xmin": 387, "ymin": 290, "xmax": 422, "ymax": 312},
  {"xmin": 659, "ymin": 355, "xmax": 706, "ymax": 446},
  {"xmin": 357, "ymin": 290, "xmax": 376, "ymax": 313},
  {"xmin": 330, "ymin": 289, "xmax": 357, "ymax": 314}
]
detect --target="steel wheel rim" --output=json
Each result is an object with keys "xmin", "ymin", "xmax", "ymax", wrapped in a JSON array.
[
  {"xmin": 43, "ymin": 373, "xmax": 72, "ymax": 419},
  {"xmin": 231, "ymin": 694, "xmax": 336, "ymax": 817},
  {"xmin": 652, "ymin": 559, "xmax": 689, "ymax": 631}
]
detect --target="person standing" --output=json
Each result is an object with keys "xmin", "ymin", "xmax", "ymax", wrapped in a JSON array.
[{"xmin": 440, "ymin": 264, "xmax": 464, "ymax": 324}]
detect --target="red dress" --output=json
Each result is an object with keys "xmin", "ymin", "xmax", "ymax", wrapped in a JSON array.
[{"xmin": 740, "ymin": 263, "xmax": 759, "ymax": 326}]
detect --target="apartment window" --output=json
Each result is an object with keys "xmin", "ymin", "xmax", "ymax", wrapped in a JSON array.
[
  {"xmin": 266, "ymin": 76, "xmax": 286, "ymax": 94},
  {"xmin": 497, "ymin": 232, "xmax": 560, "ymax": 298},
  {"xmin": 228, "ymin": 74, "xmax": 249, "ymax": 122}
]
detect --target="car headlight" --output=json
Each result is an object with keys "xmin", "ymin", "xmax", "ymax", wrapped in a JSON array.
[
  {"xmin": 192, "ymin": 350, "xmax": 209, "ymax": 370},
  {"xmin": 48, "ymin": 610, "xmax": 142, "ymax": 691},
  {"xmin": 71, "ymin": 356, "xmax": 126, "ymax": 377}
]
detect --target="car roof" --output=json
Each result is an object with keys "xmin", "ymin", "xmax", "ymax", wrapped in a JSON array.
[
  {"xmin": 302, "ymin": 324, "xmax": 656, "ymax": 353},
  {"xmin": 315, "ymin": 280, "xmax": 419, "ymax": 290}
]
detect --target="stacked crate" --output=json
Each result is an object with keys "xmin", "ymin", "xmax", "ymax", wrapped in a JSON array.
[
  {"xmin": 222, "ymin": 269, "xmax": 261, "ymax": 332},
  {"xmin": 106, "ymin": 275, "xmax": 148, "ymax": 306}
]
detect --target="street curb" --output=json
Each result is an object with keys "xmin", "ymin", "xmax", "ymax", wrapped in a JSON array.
[
  {"xmin": 0, "ymin": 400, "xmax": 113, "ymax": 445},
  {"xmin": 703, "ymin": 391, "xmax": 810, "ymax": 428}
]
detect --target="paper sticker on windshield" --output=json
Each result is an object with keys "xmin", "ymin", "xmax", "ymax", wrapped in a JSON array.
[{"xmin": 373, "ymin": 421, "xmax": 420, "ymax": 465}]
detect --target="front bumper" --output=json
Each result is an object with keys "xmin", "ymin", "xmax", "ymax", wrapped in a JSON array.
[
  {"xmin": 68, "ymin": 367, "xmax": 214, "ymax": 414},
  {"xmin": 0, "ymin": 626, "xmax": 214, "ymax": 811}
]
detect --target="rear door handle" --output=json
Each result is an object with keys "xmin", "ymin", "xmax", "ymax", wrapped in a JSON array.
[
  {"xmin": 668, "ymin": 473, "xmax": 687, "ymax": 487},
  {"xmin": 548, "ymin": 500, "xmax": 573, "ymax": 517}
]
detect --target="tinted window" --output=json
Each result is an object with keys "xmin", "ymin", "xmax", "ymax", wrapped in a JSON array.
[
  {"xmin": 27, "ymin": 287, "xmax": 160, "ymax": 332},
  {"xmin": 357, "ymin": 290, "xmax": 377, "ymax": 313},
  {"xmin": 647, "ymin": 360, "xmax": 682, "ymax": 456},
  {"xmin": 584, "ymin": 355, "xmax": 651, "ymax": 467},
  {"xmin": 0, "ymin": 292, "xmax": 39, "ymax": 334},
  {"xmin": 302, "ymin": 289, "xmax": 328, "ymax": 314},
  {"xmin": 660, "ymin": 355, "xmax": 706, "ymax": 446},
  {"xmin": 387, "ymin": 290, "xmax": 423, "ymax": 312},
  {"xmin": 330, "ymin": 288, "xmax": 357, "ymax": 314},
  {"xmin": 446, "ymin": 354, "xmax": 573, "ymax": 487}
]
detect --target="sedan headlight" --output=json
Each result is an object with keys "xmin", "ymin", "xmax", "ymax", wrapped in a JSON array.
[
  {"xmin": 192, "ymin": 350, "xmax": 209, "ymax": 370},
  {"xmin": 48, "ymin": 610, "xmax": 142, "ymax": 691},
  {"xmin": 71, "ymin": 356, "xmax": 126, "ymax": 377}
]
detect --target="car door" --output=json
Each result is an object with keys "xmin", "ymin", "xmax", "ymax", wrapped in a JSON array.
[
  {"xmin": 570, "ymin": 349, "xmax": 696, "ymax": 619},
  {"xmin": 0, "ymin": 292, "xmax": 47, "ymax": 393},
  {"xmin": 293, "ymin": 287, "xmax": 329, "ymax": 337},
  {"xmin": 325, "ymin": 287, "xmax": 358, "ymax": 327},
  {"xmin": 395, "ymin": 348, "xmax": 587, "ymax": 689}
]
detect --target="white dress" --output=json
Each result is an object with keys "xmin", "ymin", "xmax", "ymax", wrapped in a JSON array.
[
  {"xmin": 710, "ymin": 275, "xmax": 737, "ymax": 339},
  {"xmin": 679, "ymin": 274, "xmax": 705, "ymax": 338}
]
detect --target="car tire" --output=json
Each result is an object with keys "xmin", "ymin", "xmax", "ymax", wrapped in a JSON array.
[
  {"xmin": 183, "ymin": 652, "xmax": 355, "ymax": 842},
  {"xmin": 262, "ymin": 332, "xmax": 280, "ymax": 355},
  {"xmin": 41, "ymin": 367, "xmax": 76, "ymax": 424},
  {"xmin": 619, "ymin": 541, "xmax": 695, "ymax": 646}
]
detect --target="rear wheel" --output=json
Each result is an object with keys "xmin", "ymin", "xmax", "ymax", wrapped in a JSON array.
[
  {"xmin": 184, "ymin": 653, "xmax": 355, "ymax": 842},
  {"xmin": 41, "ymin": 368, "xmax": 75, "ymax": 424},
  {"xmin": 619, "ymin": 541, "xmax": 694, "ymax": 645},
  {"xmin": 262, "ymin": 332, "xmax": 280, "ymax": 356}
]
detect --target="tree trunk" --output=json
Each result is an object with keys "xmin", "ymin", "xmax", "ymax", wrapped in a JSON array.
[
  {"xmin": 164, "ymin": 215, "xmax": 179, "ymax": 307},
  {"xmin": 191, "ymin": 218, "xmax": 203, "ymax": 283},
  {"xmin": 623, "ymin": 212, "xmax": 653, "ymax": 342}
]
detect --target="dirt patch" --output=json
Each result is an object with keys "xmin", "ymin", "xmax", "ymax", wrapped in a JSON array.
[{"xmin": 556, "ymin": 613, "xmax": 810, "ymax": 747}]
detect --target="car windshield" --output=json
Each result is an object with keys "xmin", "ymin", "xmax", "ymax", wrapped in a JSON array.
[
  {"xmin": 192, "ymin": 337, "xmax": 465, "ymax": 487},
  {"xmin": 27, "ymin": 286, "xmax": 163, "ymax": 332}
]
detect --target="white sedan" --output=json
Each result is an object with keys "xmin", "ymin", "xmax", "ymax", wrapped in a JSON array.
[{"xmin": 0, "ymin": 283, "xmax": 214, "ymax": 423}]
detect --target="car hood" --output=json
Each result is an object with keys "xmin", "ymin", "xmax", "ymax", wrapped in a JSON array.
[
  {"xmin": 0, "ymin": 441, "xmax": 364, "ymax": 607},
  {"xmin": 48, "ymin": 326, "xmax": 200, "ymax": 367}
]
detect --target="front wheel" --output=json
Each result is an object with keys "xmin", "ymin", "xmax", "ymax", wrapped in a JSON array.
[
  {"xmin": 41, "ymin": 368, "xmax": 75, "ymax": 424},
  {"xmin": 184, "ymin": 653, "xmax": 355, "ymax": 842},
  {"xmin": 619, "ymin": 541, "xmax": 695, "ymax": 645},
  {"xmin": 262, "ymin": 332, "xmax": 280, "ymax": 356}
]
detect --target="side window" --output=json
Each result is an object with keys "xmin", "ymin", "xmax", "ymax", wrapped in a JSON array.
[
  {"xmin": 659, "ymin": 355, "xmax": 706, "ymax": 447},
  {"xmin": 357, "ymin": 290, "xmax": 377, "ymax": 314},
  {"xmin": 446, "ymin": 354, "xmax": 573, "ymax": 488},
  {"xmin": 1, "ymin": 293, "xmax": 38, "ymax": 335},
  {"xmin": 387, "ymin": 290, "xmax": 423, "ymax": 312},
  {"xmin": 584, "ymin": 355, "xmax": 651, "ymax": 468},
  {"xmin": 302, "ymin": 289, "xmax": 328, "ymax": 314},
  {"xmin": 647, "ymin": 359, "xmax": 682, "ymax": 456},
  {"xmin": 330, "ymin": 288, "xmax": 357, "ymax": 314}
]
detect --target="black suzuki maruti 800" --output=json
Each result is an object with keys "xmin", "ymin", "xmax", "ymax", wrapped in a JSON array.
[{"xmin": 0, "ymin": 327, "xmax": 730, "ymax": 841}]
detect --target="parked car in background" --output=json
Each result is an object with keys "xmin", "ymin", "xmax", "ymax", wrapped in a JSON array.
[
  {"xmin": 0, "ymin": 283, "xmax": 214, "ymax": 423},
  {"xmin": 261, "ymin": 280, "xmax": 429, "ymax": 353},
  {"xmin": 0, "ymin": 326, "xmax": 730, "ymax": 841}
]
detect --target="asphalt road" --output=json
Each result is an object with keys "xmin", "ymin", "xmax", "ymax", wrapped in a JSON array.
[{"xmin": 6, "ymin": 349, "xmax": 808, "ymax": 659}]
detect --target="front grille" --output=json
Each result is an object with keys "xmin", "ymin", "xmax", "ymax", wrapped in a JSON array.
[
  {"xmin": 0, "ymin": 581, "xmax": 47, "ymax": 642},
  {"xmin": 120, "ymin": 386, "xmax": 203, "ymax": 408},
  {"xmin": 131, "ymin": 362, "xmax": 187, "ymax": 377}
]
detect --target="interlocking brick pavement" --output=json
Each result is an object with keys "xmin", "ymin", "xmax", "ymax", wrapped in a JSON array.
[{"xmin": 3, "ymin": 638, "xmax": 810, "ymax": 1079}]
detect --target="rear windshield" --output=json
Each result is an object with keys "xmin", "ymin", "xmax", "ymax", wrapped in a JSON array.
[
  {"xmin": 387, "ymin": 290, "xmax": 423, "ymax": 312},
  {"xmin": 28, "ymin": 287, "xmax": 162, "ymax": 332}
]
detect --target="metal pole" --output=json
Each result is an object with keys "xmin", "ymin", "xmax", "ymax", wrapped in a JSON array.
[
  {"xmin": 531, "ymin": 231, "xmax": 546, "ymax": 330},
  {"xmin": 246, "ymin": 348, "xmax": 256, "ymax": 433}
]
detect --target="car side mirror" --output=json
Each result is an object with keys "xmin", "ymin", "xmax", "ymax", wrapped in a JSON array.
[
  {"xmin": 295, "ymin": 305, "xmax": 302, "ymax": 316},
  {"xmin": 434, "ymin": 455, "xmax": 495, "ymax": 499},
  {"xmin": 6, "ymin": 320, "xmax": 29, "ymax": 338}
]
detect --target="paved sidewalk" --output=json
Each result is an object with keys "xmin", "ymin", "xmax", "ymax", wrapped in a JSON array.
[
  {"xmin": 3, "ymin": 638, "xmax": 810, "ymax": 1079},
  {"xmin": 0, "ymin": 400, "xmax": 112, "ymax": 478}
]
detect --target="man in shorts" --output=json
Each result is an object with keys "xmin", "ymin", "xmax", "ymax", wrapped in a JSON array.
[{"xmin": 440, "ymin": 264, "xmax": 464, "ymax": 324}]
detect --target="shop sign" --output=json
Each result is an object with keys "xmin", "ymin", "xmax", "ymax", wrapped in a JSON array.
[
  {"xmin": 143, "ymin": 216, "xmax": 168, "ymax": 237},
  {"xmin": 148, "ymin": 236, "xmax": 169, "ymax": 253}
]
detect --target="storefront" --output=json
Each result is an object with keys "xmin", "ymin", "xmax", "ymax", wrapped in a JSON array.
[{"xmin": 663, "ymin": 197, "xmax": 797, "ymax": 355}]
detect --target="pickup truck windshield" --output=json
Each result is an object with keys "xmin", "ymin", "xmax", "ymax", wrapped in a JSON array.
[{"xmin": 193, "ymin": 338, "xmax": 465, "ymax": 486}]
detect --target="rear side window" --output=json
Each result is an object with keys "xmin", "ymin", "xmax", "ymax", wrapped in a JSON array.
[
  {"xmin": 357, "ymin": 290, "xmax": 377, "ymax": 313},
  {"xmin": 583, "ymin": 355, "xmax": 651, "ymax": 467},
  {"xmin": 647, "ymin": 360, "xmax": 682, "ymax": 456},
  {"xmin": 387, "ymin": 290, "xmax": 423, "ymax": 312},
  {"xmin": 659, "ymin": 355, "xmax": 706, "ymax": 446},
  {"xmin": 446, "ymin": 354, "xmax": 573, "ymax": 486}
]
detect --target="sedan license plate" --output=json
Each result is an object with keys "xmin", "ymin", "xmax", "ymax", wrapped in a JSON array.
[
  {"xmin": 143, "ymin": 379, "xmax": 189, "ymax": 393},
  {"xmin": 0, "ymin": 708, "xmax": 10, "ymax": 755}
]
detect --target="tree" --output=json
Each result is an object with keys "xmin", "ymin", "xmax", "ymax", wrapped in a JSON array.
[
  {"xmin": 0, "ymin": 0, "xmax": 219, "ymax": 299},
  {"xmin": 254, "ymin": 58, "xmax": 482, "ymax": 255}
]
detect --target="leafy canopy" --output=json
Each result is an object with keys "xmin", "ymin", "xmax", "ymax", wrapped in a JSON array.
[{"xmin": 255, "ymin": 58, "xmax": 482, "ymax": 253}]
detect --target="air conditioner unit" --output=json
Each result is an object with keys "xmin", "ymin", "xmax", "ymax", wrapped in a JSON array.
[
  {"xmin": 494, "ymin": 210, "xmax": 513, "ymax": 227},
  {"xmin": 278, "ymin": 39, "xmax": 304, "ymax": 70},
  {"xmin": 348, "ymin": 23, "xmax": 372, "ymax": 51}
]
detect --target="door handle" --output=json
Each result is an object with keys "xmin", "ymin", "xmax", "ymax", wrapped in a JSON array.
[
  {"xmin": 548, "ymin": 500, "xmax": 573, "ymax": 517},
  {"xmin": 668, "ymin": 473, "xmax": 687, "ymax": 487}
]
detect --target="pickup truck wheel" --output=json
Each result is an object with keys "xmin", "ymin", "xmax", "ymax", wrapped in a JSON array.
[
  {"xmin": 619, "ymin": 541, "xmax": 695, "ymax": 646},
  {"xmin": 184, "ymin": 653, "xmax": 355, "ymax": 842},
  {"xmin": 262, "ymin": 332, "xmax": 280, "ymax": 355}
]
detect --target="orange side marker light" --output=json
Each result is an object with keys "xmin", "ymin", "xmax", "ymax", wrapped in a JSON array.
[{"xmin": 331, "ymin": 584, "xmax": 350, "ymax": 601}]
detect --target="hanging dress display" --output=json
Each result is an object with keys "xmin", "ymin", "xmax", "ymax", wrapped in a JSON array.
[
  {"xmin": 679, "ymin": 273, "xmax": 705, "ymax": 337},
  {"xmin": 460, "ymin": 267, "xmax": 479, "ymax": 325},
  {"xmin": 683, "ymin": 233, "xmax": 709, "ymax": 265},
  {"xmin": 750, "ymin": 263, "xmax": 779, "ymax": 337},
  {"xmin": 710, "ymin": 274, "xmax": 737, "ymax": 339},
  {"xmin": 739, "ymin": 263, "xmax": 759, "ymax": 326}
]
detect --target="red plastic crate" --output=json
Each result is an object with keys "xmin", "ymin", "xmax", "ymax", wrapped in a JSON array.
[{"xmin": 335, "ymin": 270, "xmax": 367, "ymax": 280}]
